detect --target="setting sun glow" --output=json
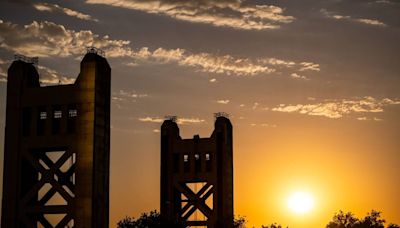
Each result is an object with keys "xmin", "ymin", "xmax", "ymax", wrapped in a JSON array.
[{"xmin": 287, "ymin": 191, "xmax": 315, "ymax": 214}]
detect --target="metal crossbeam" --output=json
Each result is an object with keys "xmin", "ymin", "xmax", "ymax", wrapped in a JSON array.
[
  {"xmin": 19, "ymin": 149, "xmax": 75, "ymax": 227},
  {"xmin": 177, "ymin": 182, "xmax": 213, "ymax": 221}
]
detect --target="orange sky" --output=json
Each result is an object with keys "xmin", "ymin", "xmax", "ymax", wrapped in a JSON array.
[{"xmin": 109, "ymin": 110, "xmax": 400, "ymax": 227}]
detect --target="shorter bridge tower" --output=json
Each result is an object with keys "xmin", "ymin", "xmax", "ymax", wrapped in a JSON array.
[{"xmin": 160, "ymin": 113, "xmax": 233, "ymax": 228}]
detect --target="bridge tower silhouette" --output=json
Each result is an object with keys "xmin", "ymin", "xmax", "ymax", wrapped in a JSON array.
[
  {"xmin": 1, "ymin": 47, "xmax": 111, "ymax": 228},
  {"xmin": 160, "ymin": 113, "xmax": 233, "ymax": 228}
]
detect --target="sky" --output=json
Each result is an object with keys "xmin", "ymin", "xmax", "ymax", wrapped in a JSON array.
[{"xmin": 0, "ymin": 0, "xmax": 400, "ymax": 227}]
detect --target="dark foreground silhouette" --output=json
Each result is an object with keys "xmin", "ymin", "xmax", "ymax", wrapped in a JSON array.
[
  {"xmin": 117, "ymin": 210, "xmax": 245, "ymax": 228},
  {"xmin": 326, "ymin": 210, "xmax": 399, "ymax": 228},
  {"xmin": 117, "ymin": 210, "xmax": 399, "ymax": 228}
]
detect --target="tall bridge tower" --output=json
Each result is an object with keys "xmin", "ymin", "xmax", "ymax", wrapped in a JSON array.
[
  {"xmin": 1, "ymin": 48, "xmax": 111, "ymax": 228},
  {"xmin": 161, "ymin": 113, "xmax": 233, "ymax": 228}
]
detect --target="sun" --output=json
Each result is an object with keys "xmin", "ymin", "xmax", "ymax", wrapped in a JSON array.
[{"xmin": 287, "ymin": 191, "xmax": 315, "ymax": 214}]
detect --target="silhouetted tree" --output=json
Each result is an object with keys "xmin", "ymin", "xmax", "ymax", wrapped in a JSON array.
[
  {"xmin": 261, "ymin": 223, "xmax": 287, "ymax": 228},
  {"xmin": 234, "ymin": 215, "xmax": 247, "ymax": 228},
  {"xmin": 117, "ymin": 210, "xmax": 161, "ymax": 228},
  {"xmin": 388, "ymin": 224, "xmax": 400, "ymax": 228},
  {"xmin": 118, "ymin": 211, "xmax": 247, "ymax": 228},
  {"xmin": 326, "ymin": 210, "xmax": 398, "ymax": 228},
  {"xmin": 358, "ymin": 210, "xmax": 385, "ymax": 228},
  {"xmin": 326, "ymin": 211, "xmax": 359, "ymax": 228},
  {"xmin": 118, "ymin": 209, "xmax": 398, "ymax": 228},
  {"xmin": 117, "ymin": 216, "xmax": 135, "ymax": 228}
]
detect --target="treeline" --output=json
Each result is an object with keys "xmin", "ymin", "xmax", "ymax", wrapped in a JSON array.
[{"xmin": 117, "ymin": 210, "xmax": 399, "ymax": 228}]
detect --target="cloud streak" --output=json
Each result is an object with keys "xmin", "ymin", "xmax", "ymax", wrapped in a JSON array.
[
  {"xmin": 0, "ymin": 20, "xmax": 319, "ymax": 77},
  {"xmin": 112, "ymin": 89, "xmax": 148, "ymax": 102},
  {"xmin": 127, "ymin": 47, "xmax": 278, "ymax": 76},
  {"xmin": 321, "ymin": 9, "xmax": 387, "ymax": 27},
  {"xmin": 139, "ymin": 116, "xmax": 205, "ymax": 124},
  {"xmin": 272, "ymin": 97, "xmax": 400, "ymax": 119},
  {"xmin": 0, "ymin": 20, "xmax": 131, "ymax": 57},
  {"xmin": 129, "ymin": 48, "xmax": 321, "ymax": 76},
  {"xmin": 85, "ymin": 0, "xmax": 294, "ymax": 30},
  {"xmin": 33, "ymin": 3, "xmax": 98, "ymax": 22},
  {"xmin": 299, "ymin": 62, "xmax": 320, "ymax": 72},
  {"xmin": 180, "ymin": 53, "xmax": 274, "ymax": 76},
  {"xmin": 290, "ymin": 73, "xmax": 308, "ymax": 80},
  {"xmin": 37, "ymin": 65, "xmax": 75, "ymax": 85},
  {"xmin": 138, "ymin": 117, "xmax": 164, "ymax": 123},
  {"xmin": 216, "ymin": 99, "xmax": 230, "ymax": 104}
]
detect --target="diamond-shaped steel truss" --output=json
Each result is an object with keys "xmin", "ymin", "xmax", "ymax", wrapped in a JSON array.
[
  {"xmin": 20, "ymin": 149, "xmax": 75, "ymax": 228},
  {"xmin": 177, "ymin": 182, "xmax": 213, "ymax": 227}
]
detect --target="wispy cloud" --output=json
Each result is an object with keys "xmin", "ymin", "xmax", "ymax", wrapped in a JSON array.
[
  {"xmin": 272, "ymin": 97, "xmax": 400, "ymax": 119},
  {"xmin": 0, "ymin": 20, "xmax": 320, "ymax": 77},
  {"xmin": 259, "ymin": 58, "xmax": 320, "ymax": 76},
  {"xmin": 0, "ymin": 20, "xmax": 277, "ymax": 76},
  {"xmin": 290, "ymin": 73, "xmax": 308, "ymax": 80},
  {"xmin": 180, "ymin": 53, "xmax": 275, "ymax": 76},
  {"xmin": 177, "ymin": 118, "xmax": 206, "ymax": 124},
  {"xmin": 355, "ymin": 18, "xmax": 386, "ymax": 27},
  {"xmin": 357, "ymin": 116, "xmax": 383, "ymax": 121},
  {"xmin": 33, "ymin": 3, "xmax": 98, "ymax": 22},
  {"xmin": 127, "ymin": 47, "xmax": 278, "ymax": 75},
  {"xmin": 321, "ymin": 9, "xmax": 387, "ymax": 27},
  {"xmin": 373, "ymin": 0, "xmax": 396, "ymax": 4},
  {"xmin": 138, "ymin": 117, "xmax": 164, "ymax": 123},
  {"xmin": 112, "ymin": 89, "xmax": 148, "ymax": 102},
  {"xmin": 0, "ymin": 20, "xmax": 131, "ymax": 57},
  {"xmin": 139, "ymin": 116, "xmax": 205, "ymax": 124},
  {"xmin": 249, "ymin": 123, "xmax": 277, "ymax": 127},
  {"xmin": 131, "ymin": 47, "xmax": 185, "ymax": 63},
  {"xmin": 37, "ymin": 65, "xmax": 75, "ymax": 85},
  {"xmin": 299, "ymin": 62, "xmax": 320, "ymax": 72},
  {"xmin": 216, "ymin": 99, "xmax": 230, "ymax": 104},
  {"xmin": 258, "ymin": 58, "xmax": 296, "ymax": 67},
  {"xmin": 85, "ymin": 0, "xmax": 294, "ymax": 30},
  {"xmin": 12, "ymin": 0, "xmax": 97, "ymax": 22}
]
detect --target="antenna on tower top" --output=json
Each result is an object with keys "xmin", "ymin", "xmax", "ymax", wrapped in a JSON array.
[
  {"xmin": 214, "ymin": 112, "xmax": 229, "ymax": 119},
  {"xmin": 14, "ymin": 54, "xmax": 38, "ymax": 65},
  {"xmin": 86, "ymin": 46, "xmax": 105, "ymax": 57},
  {"xmin": 164, "ymin": 115, "xmax": 178, "ymax": 122}
]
